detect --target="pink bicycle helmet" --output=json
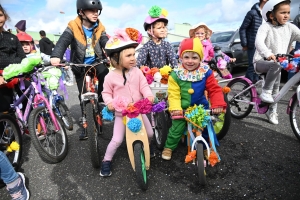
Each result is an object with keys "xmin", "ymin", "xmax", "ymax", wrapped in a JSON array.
[{"xmin": 143, "ymin": 5, "xmax": 168, "ymax": 31}]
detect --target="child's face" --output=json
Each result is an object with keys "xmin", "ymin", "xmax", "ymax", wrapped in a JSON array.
[
  {"xmin": 21, "ymin": 41, "xmax": 32, "ymax": 54},
  {"xmin": 194, "ymin": 27, "xmax": 206, "ymax": 41},
  {"xmin": 181, "ymin": 52, "xmax": 201, "ymax": 71},
  {"xmin": 152, "ymin": 22, "xmax": 167, "ymax": 38},
  {"xmin": 120, "ymin": 48, "xmax": 136, "ymax": 70},
  {"xmin": 272, "ymin": 4, "xmax": 290, "ymax": 25},
  {"xmin": 0, "ymin": 10, "xmax": 6, "ymax": 29},
  {"xmin": 81, "ymin": 9, "xmax": 99, "ymax": 23}
]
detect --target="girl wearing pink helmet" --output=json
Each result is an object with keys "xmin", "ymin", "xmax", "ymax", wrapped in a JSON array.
[{"xmin": 136, "ymin": 6, "xmax": 178, "ymax": 68}]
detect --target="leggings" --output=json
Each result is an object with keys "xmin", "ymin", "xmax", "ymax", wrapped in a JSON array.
[{"xmin": 103, "ymin": 113, "xmax": 154, "ymax": 161}]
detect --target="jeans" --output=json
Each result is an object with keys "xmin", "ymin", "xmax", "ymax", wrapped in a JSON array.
[
  {"xmin": 295, "ymin": 41, "xmax": 300, "ymax": 51},
  {"xmin": 245, "ymin": 48, "xmax": 259, "ymax": 82},
  {"xmin": 0, "ymin": 151, "xmax": 19, "ymax": 184},
  {"xmin": 65, "ymin": 67, "xmax": 74, "ymax": 83}
]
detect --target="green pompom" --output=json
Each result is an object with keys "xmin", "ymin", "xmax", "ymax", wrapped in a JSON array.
[{"xmin": 148, "ymin": 5, "xmax": 162, "ymax": 18}]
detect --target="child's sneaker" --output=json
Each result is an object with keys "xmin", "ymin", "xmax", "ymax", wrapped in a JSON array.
[
  {"xmin": 162, "ymin": 148, "xmax": 172, "ymax": 160},
  {"xmin": 100, "ymin": 161, "xmax": 112, "ymax": 177},
  {"xmin": 260, "ymin": 89, "xmax": 274, "ymax": 103},
  {"xmin": 266, "ymin": 110, "xmax": 278, "ymax": 125},
  {"xmin": 7, "ymin": 172, "xmax": 30, "ymax": 200}
]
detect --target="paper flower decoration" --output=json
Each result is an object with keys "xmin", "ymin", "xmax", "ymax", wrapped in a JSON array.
[
  {"xmin": 122, "ymin": 104, "xmax": 139, "ymax": 118},
  {"xmin": 137, "ymin": 32, "xmax": 143, "ymax": 44},
  {"xmin": 113, "ymin": 96, "xmax": 130, "ymax": 112},
  {"xmin": 134, "ymin": 98, "xmax": 152, "ymax": 114},
  {"xmin": 160, "ymin": 74, "xmax": 169, "ymax": 84},
  {"xmin": 102, "ymin": 107, "xmax": 114, "ymax": 121},
  {"xmin": 185, "ymin": 104, "xmax": 210, "ymax": 128},
  {"xmin": 140, "ymin": 66, "xmax": 150, "ymax": 74},
  {"xmin": 127, "ymin": 118, "xmax": 142, "ymax": 133},
  {"xmin": 125, "ymin": 28, "xmax": 139, "ymax": 42},
  {"xmin": 7, "ymin": 141, "xmax": 20, "ymax": 152},
  {"xmin": 153, "ymin": 72, "xmax": 162, "ymax": 82},
  {"xmin": 146, "ymin": 73, "xmax": 154, "ymax": 84},
  {"xmin": 148, "ymin": 5, "xmax": 162, "ymax": 18},
  {"xmin": 161, "ymin": 8, "xmax": 168, "ymax": 17},
  {"xmin": 114, "ymin": 29, "xmax": 131, "ymax": 42},
  {"xmin": 160, "ymin": 65, "xmax": 172, "ymax": 76},
  {"xmin": 151, "ymin": 101, "xmax": 166, "ymax": 113}
]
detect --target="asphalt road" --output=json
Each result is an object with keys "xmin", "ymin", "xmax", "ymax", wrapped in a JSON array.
[{"xmin": 1, "ymin": 67, "xmax": 300, "ymax": 200}]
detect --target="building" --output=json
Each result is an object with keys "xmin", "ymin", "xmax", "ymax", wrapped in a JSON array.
[
  {"xmin": 166, "ymin": 23, "xmax": 191, "ymax": 43},
  {"xmin": 11, "ymin": 30, "xmax": 61, "ymax": 45}
]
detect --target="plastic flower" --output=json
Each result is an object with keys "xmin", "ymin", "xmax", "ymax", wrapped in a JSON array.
[
  {"xmin": 112, "ymin": 96, "xmax": 129, "ymax": 112},
  {"xmin": 140, "ymin": 66, "xmax": 150, "ymax": 74},
  {"xmin": 134, "ymin": 98, "xmax": 152, "ymax": 114},
  {"xmin": 148, "ymin": 5, "xmax": 162, "ymax": 18},
  {"xmin": 127, "ymin": 118, "xmax": 142, "ymax": 133},
  {"xmin": 160, "ymin": 65, "xmax": 172, "ymax": 76},
  {"xmin": 146, "ymin": 73, "xmax": 154, "ymax": 84},
  {"xmin": 153, "ymin": 72, "xmax": 162, "ymax": 82},
  {"xmin": 125, "ymin": 28, "xmax": 139, "ymax": 42}
]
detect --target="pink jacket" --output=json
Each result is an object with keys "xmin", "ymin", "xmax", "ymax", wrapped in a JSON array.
[
  {"xmin": 202, "ymin": 39, "xmax": 214, "ymax": 62},
  {"xmin": 102, "ymin": 67, "xmax": 153, "ymax": 105}
]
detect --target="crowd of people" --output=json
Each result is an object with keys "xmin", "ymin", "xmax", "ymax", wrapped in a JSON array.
[{"xmin": 0, "ymin": 0, "xmax": 300, "ymax": 199}]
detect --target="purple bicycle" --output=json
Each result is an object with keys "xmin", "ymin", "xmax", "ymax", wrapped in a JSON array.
[{"xmin": 10, "ymin": 66, "xmax": 68, "ymax": 164}]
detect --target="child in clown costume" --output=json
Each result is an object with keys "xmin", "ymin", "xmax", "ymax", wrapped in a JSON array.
[{"xmin": 161, "ymin": 37, "xmax": 227, "ymax": 160}]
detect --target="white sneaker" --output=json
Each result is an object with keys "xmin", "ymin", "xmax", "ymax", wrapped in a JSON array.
[
  {"xmin": 65, "ymin": 82, "xmax": 74, "ymax": 86},
  {"xmin": 266, "ymin": 111, "xmax": 278, "ymax": 125},
  {"xmin": 63, "ymin": 80, "xmax": 66, "ymax": 85},
  {"xmin": 260, "ymin": 89, "xmax": 274, "ymax": 103}
]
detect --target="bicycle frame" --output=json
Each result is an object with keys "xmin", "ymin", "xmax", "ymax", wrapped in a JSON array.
[{"xmin": 12, "ymin": 75, "xmax": 60, "ymax": 134}]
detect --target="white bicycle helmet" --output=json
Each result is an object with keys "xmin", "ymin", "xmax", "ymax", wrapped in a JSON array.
[{"xmin": 262, "ymin": 0, "xmax": 290, "ymax": 21}]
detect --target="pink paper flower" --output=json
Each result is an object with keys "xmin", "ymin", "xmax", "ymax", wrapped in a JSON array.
[
  {"xmin": 134, "ymin": 99, "xmax": 152, "ymax": 114},
  {"xmin": 146, "ymin": 73, "xmax": 154, "ymax": 84},
  {"xmin": 122, "ymin": 105, "xmax": 139, "ymax": 118},
  {"xmin": 114, "ymin": 29, "xmax": 131, "ymax": 42},
  {"xmin": 137, "ymin": 32, "xmax": 143, "ymax": 44},
  {"xmin": 141, "ymin": 66, "xmax": 150, "ymax": 74},
  {"xmin": 112, "ymin": 96, "xmax": 129, "ymax": 112}
]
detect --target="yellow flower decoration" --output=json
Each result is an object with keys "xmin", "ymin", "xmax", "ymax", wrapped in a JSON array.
[
  {"xmin": 106, "ymin": 38, "xmax": 120, "ymax": 47},
  {"xmin": 7, "ymin": 141, "xmax": 20, "ymax": 152},
  {"xmin": 160, "ymin": 65, "xmax": 172, "ymax": 76},
  {"xmin": 123, "ymin": 116, "xmax": 126, "ymax": 125},
  {"xmin": 161, "ymin": 9, "xmax": 168, "ymax": 17},
  {"xmin": 188, "ymin": 88, "xmax": 194, "ymax": 94}
]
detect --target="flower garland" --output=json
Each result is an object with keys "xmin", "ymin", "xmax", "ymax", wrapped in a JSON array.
[
  {"xmin": 184, "ymin": 104, "xmax": 210, "ymax": 129},
  {"xmin": 140, "ymin": 65, "xmax": 172, "ymax": 85},
  {"xmin": 278, "ymin": 51, "xmax": 300, "ymax": 72}
]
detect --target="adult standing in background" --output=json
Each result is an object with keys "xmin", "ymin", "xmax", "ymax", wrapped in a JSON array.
[
  {"xmin": 239, "ymin": 0, "xmax": 268, "ymax": 83},
  {"xmin": 39, "ymin": 30, "xmax": 55, "ymax": 55},
  {"xmin": 293, "ymin": 13, "xmax": 300, "ymax": 50},
  {"xmin": 15, "ymin": 20, "xmax": 26, "ymax": 33}
]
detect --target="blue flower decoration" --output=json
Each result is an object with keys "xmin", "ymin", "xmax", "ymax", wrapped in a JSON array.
[
  {"xmin": 127, "ymin": 118, "xmax": 142, "ymax": 133},
  {"xmin": 102, "ymin": 106, "xmax": 114, "ymax": 121}
]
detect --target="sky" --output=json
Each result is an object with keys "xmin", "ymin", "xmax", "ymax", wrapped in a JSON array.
[{"xmin": 2, "ymin": 0, "xmax": 300, "ymax": 36}]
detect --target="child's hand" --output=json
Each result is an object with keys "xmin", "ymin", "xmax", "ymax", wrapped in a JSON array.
[
  {"xmin": 230, "ymin": 58, "xmax": 236, "ymax": 62},
  {"xmin": 147, "ymin": 96, "xmax": 154, "ymax": 103},
  {"xmin": 107, "ymin": 103, "xmax": 115, "ymax": 111},
  {"xmin": 0, "ymin": 76, "xmax": 7, "ymax": 85},
  {"xmin": 267, "ymin": 54, "xmax": 276, "ymax": 62},
  {"xmin": 212, "ymin": 107, "xmax": 224, "ymax": 114},
  {"xmin": 51, "ymin": 58, "xmax": 61, "ymax": 66}
]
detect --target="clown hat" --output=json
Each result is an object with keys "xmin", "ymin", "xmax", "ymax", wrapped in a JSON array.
[
  {"xmin": 178, "ymin": 37, "xmax": 204, "ymax": 60},
  {"xmin": 105, "ymin": 28, "xmax": 143, "ymax": 57}
]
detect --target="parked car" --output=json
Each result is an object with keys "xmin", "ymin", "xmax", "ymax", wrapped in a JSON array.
[{"xmin": 210, "ymin": 29, "xmax": 248, "ymax": 72}]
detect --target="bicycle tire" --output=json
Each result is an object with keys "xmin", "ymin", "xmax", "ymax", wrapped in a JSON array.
[
  {"xmin": 196, "ymin": 143, "xmax": 207, "ymax": 185},
  {"xmin": 0, "ymin": 113, "xmax": 23, "ymax": 170},
  {"xmin": 154, "ymin": 111, "xmax": 170, "ymax": 150},
  {"xmin": 86, "ymin": 102, "xmax": 101, "ymax": 168},
  {"xmin": 226, "ymin": 79, "xmax": 253, "ymax": 119},
  {"xmin": 133, "ymin": 142, "xmax": 148, "ymax": 190},
  {"xmin": 213, "ymin": 94, "xmax": 231, "ymax": 140},
  {"xmin": 28, "ymin": 106, "xmax": 68, "ymax": 164},
  {"xmin": 56, "ymin": 101, "xmax": 73, "ymax": 131},
  {"xmin": 289, "ymin": 96, "xmax": 300, "ymax": 141}
]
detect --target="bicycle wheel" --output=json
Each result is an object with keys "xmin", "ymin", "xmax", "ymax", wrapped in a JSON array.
[
  {"xmin": 213, "ymin": 93, "xmax": 231, "ymax": 140},
  {"xmin": 289, "ymin": 96, "xmax": 300, "ymax": 141},
  {"xmin": 133, "ymin": 142, "xmax": 148, "ymax": 190},
  {"xmin": 0, "ymin": 114, "xmax": 22, "ymax": 170},
  {"xmin": 86, "ymin": 102, "xmax": 101, "ymax": 168},
  {"xmin": 154, "ymin": 111, "xmax": 171, "ymax": 150},
  {"xmin": 226, "ymin": 79, "xmax": 253, "ymax": 119},
  {"xmin": 28, "ymin": 106, "xmax": 68, "ymax": 164},
  {"xmin": 56, "ymin": 101, "xmax": 73, "ymax": 131},
  {"xmin": 196, "ymin": 143, "xmax": 207, "ymax": 185}
]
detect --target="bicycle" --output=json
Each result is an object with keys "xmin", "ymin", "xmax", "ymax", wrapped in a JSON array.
[
  {"xmin": 3, "ymin": 64, "xmax": 68, "ymax": 164},
  {"xmin": 40, "ymin": 66, "xmax": 73, "ymax": 131},
  {"xmin": 150, "ymin": 82, "xmax": 231, "ymax": 150},
  {"xmin": 226, "ymin": 54, "xmax": 300, "ymax": 141},
  {"xmin": 174, "ymin": 106, "xmax": 221, "ymax": 185},
  {"xmin": 67, "ymin": 60, "xmax": 109, "ymax": 168}
]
